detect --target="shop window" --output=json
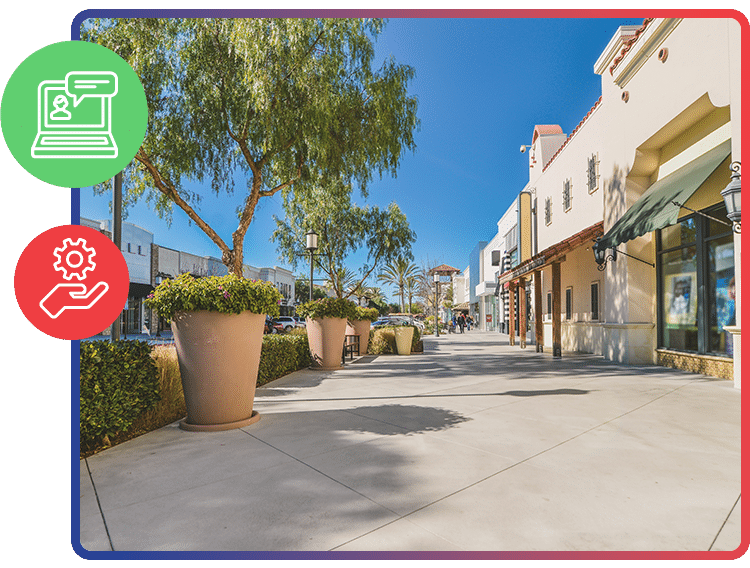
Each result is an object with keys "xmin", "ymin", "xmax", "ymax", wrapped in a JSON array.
[
  {"xmin": 546, "ymin": 291, "xmax": 552, "ymax": 320},
  {"xmin": 545, "ymin": 197, "xmax": 552, "ymax": 225},
  {"xmin": 562, "ymin": 179, "xmax": 572, "ymax": 212},
  {"xmin": 587, "ymin": 153, "xmax": 599, "ymax": 194},
  {"xmin": 590, "ymin": 281, "xmax": 599, "ymax": 321},
  {"xmin": 565, "ymin": 287, "xmax": 572, "ymax": 320},
  {"xmin": 658, "ymin": 204, "xmax": 734, "ymax": 357}
]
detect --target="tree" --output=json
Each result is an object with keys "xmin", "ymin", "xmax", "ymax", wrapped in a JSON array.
[
  {"xmin": 378, "ymin": 256, "xmax": 419, "ymax": 312},
  {"xmin": 295, "ymin": 276, "xmax": 327, "ymax": 304},
  {"xmin": 82, "ymin": 18, "xmax": 419, "ymax": 275},
  {"xmin": 273, "ymin": 178, "xmax": 416, "ymax": 299}
]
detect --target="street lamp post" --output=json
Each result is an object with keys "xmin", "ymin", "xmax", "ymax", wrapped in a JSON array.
[
  {"xmin": 306, "ymin": 229, "xmax": 319, "ymax": 301},
  {"xmin": 434, "ymin": 273, "xmax": 441, "ymax": 337}
]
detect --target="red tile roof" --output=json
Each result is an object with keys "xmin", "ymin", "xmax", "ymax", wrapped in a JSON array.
[
  {"xmin": 542, "ymin": 96, "xmax": 603, "ymax": 172},
  {"xmin": 609, "ymin": 18, "xmax": 655, "ymax": 75},
  {"xmin": 532, "ymin": 125, "xmax": 564, "ymax": 144},
  {"xmin": 429, "ymin": 264, "xmax": 461, "ymax": 275}
]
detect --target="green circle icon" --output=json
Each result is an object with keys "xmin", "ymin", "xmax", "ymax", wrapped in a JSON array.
[{"xmin": 1, "ymin": 40, "xmax": 147, "ymax": 188}]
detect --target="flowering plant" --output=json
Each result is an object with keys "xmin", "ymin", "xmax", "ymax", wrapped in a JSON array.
[
  {"xmin": 145, "ymin": 273, "xmax": 282, "ymax": 320},
  {"xmin": 296, "ymin": 297, "xmax": 358, "ymax": 320}
]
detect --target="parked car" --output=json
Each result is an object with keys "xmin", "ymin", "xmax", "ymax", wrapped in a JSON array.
[
  {"xmin": 264, "ymin": 317, "xmax": 284, "ymax": 334},
  {"xmin": 275, "ymin": 316, "xmax": 301, "ymax": 331},
  {"xmin": 292, "ymin": 316, "xmax": 306, "ymax": 328}
]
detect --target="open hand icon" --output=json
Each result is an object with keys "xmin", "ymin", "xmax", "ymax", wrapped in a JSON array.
[{"xmin": 39, "ymin": 282, "xmax": 109, "ymax": 319}]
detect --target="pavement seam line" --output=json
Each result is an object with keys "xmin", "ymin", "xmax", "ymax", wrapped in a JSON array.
[
  {"xmin": 84, "ymin": 458, "xmax": 115, "ymax": 552},
  {"xmin": 708, "ymin": 493, "xmax": 741, "ymax": 551},
  {"xmin": 238, "ymin": 429, "xmax": 403, "ymax": 524},
  {"xmin": 333, "ymin": 380, "xmax": 698, "ymax": 549}
]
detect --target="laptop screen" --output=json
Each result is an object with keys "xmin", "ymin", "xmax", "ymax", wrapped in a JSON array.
[{"xmin": 40, "ymin": 83, "xmax": 108, "ymax": 131}]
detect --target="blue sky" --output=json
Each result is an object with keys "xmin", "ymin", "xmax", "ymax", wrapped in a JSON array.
[{"xmin": 81, "ymin": 16, "xmax": 630, "ymax": 299}]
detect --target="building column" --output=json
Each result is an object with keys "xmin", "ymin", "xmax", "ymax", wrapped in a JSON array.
[
  {"xmin": 552, "ymin": 261, "xmax": 562, "ymax": 358},
  {"xmin": 519, "ymin": 277, "xmax": 527, "ymax": 348},
  {"xmin": 508, "ymin": 280, "xmax": 516, "ymax": 346},
  {"xmin": 534, "ymin": 270, "xmax": 543, "ymax": 352}
]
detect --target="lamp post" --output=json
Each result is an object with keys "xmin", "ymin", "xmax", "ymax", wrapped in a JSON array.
[
  {"xmin": 721, "ymin": 161, "xmax": 741, "ymax": 233},
  {"xmin": 306, "ymin": 229, "xmax": 319, "ymax": 301},
  {"xmin": 434, "ymin": 273, "xmax": 441, "ymax": 337}
]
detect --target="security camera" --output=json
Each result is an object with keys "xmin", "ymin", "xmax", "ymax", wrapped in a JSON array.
[{"xmin": 520, "ymin": 145, "xmax": 527, "ymax": 153}]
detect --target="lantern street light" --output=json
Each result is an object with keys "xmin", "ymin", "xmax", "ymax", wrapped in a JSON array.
[
  {"xmin": 721, "ymin": 161, "xmax": 741, "ymax": 233},
  {"xmin": 306, "ymin": 229, "xmax": 319, "ymax": 301},
  {"xmin": 434, "ymin": 272, "xmax": 441, "ymax": 337}
]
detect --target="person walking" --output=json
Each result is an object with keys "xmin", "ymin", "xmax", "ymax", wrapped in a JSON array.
[{"xmin": 458, "ymin": 314, "xmax": 465, "ymax": 333}]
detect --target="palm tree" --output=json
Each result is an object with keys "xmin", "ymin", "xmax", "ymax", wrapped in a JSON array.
[
  {"xmin": 378, "ymin": 256, "xmax": 419, "ymax": 312},
  {"xmin": 405, "ymin": 276, "xmax": 418, "ymax": 314}
]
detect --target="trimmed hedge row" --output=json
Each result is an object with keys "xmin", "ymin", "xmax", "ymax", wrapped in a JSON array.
[
  {"xmin": 257, "ymin": 334, "xmax": 312, "ymax": 386},
  {"xmin": 80, "ymin": 340, "xmax": 161, "ymax": 449}
]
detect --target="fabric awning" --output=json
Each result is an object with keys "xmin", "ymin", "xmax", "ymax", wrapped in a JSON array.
[{"xmin": 596, "ymin": 140, "xmax": 731, "ymax": 251}]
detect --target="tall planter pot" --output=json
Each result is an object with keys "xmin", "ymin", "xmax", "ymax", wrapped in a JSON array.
[
  {"xmin": 346, "ymin": 319, "xmax": 372, "ymax": 355},
  {"xmin": 394, "ymin": 326, "xmax": 415, "ymax": 355},
  {"xmin": 171, "ymin": 310, "xmax": 265, "ymax": 431},
  {"xmin": 306, "ymin": 317, "xmax": 347, "ymax": 370}
]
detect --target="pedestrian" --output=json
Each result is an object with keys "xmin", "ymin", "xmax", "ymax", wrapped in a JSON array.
[
  {"xmin": 467, "ymin": 316, "xmax": 472, "ymax": 331},
  {"xmin": 458, "ymin": 314, "xmax": 465, "ymax": 333}
]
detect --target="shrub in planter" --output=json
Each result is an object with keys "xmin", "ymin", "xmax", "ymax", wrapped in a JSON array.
[
  {"xmin": 297, "ymin": 298, "xmax": 358, "ymax": 369},
  {"xmin": 369, "ymin": 324, "xmax": 421, "ymax": 355},
  {"xmin": 347, "ymin": 306, "xmax": 380, "ymax": 355},
  {"xmin": 145, "ymin": 273, "xmax": 281, "ymax": 431},
  {"xmin": 80, "ymin": 340, "xmax": 160, "ymax": 449}
]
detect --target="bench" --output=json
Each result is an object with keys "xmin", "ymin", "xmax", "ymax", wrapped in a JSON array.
[{"xmin": 342, "ymin": 334, "xmax": 360, "ymax": 363}]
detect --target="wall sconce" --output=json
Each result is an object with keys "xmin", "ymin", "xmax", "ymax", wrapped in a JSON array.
[
  {"xmin": 657, "ymin": 47, "xmax": 669, "ymax": 62},
  {"xmin": 621, "ymin": 91, "xmax": 630, "ymax": 103},
  {"xmin": 721, "ymin": 161, "xmax": 741, "ymax": 233}
]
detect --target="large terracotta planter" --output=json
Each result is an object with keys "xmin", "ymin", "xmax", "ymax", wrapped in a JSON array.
[
  {"xmin": 346, "ymin": 319, "xmax": 372, "ymax": 355},
  {"xmin": 306, "ymin": 317, "xmax": 347, "ymax": 370},
  {"xmin": 394, "ymin": 326, "xmax": 414, "ymax": 355},
  {"xmin": 171, "ymin": 310, "xmax": 265, "ymax": 431}
]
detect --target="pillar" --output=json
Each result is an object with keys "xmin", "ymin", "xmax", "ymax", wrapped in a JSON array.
[
  {"xmin": 534, "ymin": 270, "xmax": 543, "ymax": 352},
  {"xmin": 552, "ymin": 261, "xmax": 562, "ymax": 358},
  {"xmin": 508, "ymin": 281, "xmax": 516, "ymax": 346},
  {"xmin": 519, "ymin": 277, "xmax": 527, "ymax": 348}
]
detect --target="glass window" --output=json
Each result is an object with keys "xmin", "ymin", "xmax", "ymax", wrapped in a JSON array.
[
  {"xmin": 660, "ymin": 217, "xmax": 696, "ymax": 250},
  {"xmin": 591, "ymin": 282, "xmax": 599, "ymax": 321},
  {"xmin": 547, "ymin": 291, "xmax": 552, "ymax": 317},
  {"xmin": 707, "ymin": 234, "xmax": 736, "ymax": 355},
  {"xmin": 565, "ymin": 287, "xmax": 572, "ymax": 320},
  {"xmin": 660, "ymin": 245, "xmax": 698, "ymax": 352}
]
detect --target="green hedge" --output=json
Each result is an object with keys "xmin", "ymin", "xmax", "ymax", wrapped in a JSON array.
[
  {"xmin": 368, "ymin": 325, "xmax": 422, "ymax": 354},
  {"xmin": 257, "ymin": 334, "xmax": 312, "ymax": 386},
  {"xmin": 80, "ymin": 340, "xmax": 160, "ymax": 448}
]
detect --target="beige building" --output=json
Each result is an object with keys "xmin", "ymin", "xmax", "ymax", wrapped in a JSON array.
[{"xmin": 493, "ymin": 18, "xmax": 741, "ymax": 385}]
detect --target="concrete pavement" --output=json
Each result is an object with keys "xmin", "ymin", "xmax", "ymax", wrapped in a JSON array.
[{"xmin": 79, "ymin": 330, "xmax": 742, "ymax": 553}]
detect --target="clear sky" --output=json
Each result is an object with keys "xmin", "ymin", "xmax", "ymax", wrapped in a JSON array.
[{"xmin": 80, "ymin": 16, "xmax": 632, "ymax": 299}]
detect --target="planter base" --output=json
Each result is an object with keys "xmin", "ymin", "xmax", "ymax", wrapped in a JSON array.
[
  {"xmin": 179, "ymin": 411, "xmax": 260, "ymax": 432},
  {"xmin": 309, "ymin": 364, "xmax": 343, "ymax": 371}
]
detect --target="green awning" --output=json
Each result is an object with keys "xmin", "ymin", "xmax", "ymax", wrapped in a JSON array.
[{"xmin": 596, "ymin": 140, "xmax": 731, "ymax": 251}]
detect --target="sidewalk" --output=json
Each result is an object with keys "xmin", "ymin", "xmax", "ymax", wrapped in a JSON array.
[{"xmin": 79, "ymin": 331, "xmax": 741, "ymax": 554}]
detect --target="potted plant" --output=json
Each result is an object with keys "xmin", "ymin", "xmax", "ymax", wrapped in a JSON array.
[
  {"xmin": 394, "ymin": 321, "xmax": 415, "ymax": 355},
  {"xmin": 347, "ymin": 306, "xmax": 379, "ymax": 355},
  {"xmin": 145, "ymin": 273, "xmax": 281, "ymax": 431},
  {"xmin": 297, "ymin": 298, "xmax": 358, "ymax": 370}
]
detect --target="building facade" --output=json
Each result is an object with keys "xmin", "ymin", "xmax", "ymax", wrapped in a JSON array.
[{"xmin": 465, "ymin": 18, "xmax": 741, "ymax": 385}]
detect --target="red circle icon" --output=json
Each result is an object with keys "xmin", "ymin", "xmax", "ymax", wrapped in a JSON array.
[{"xmin": 15, "ymin": 225, "xmax": 130, "ymax": 340}]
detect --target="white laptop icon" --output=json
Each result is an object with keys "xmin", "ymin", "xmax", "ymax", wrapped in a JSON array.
[{"xmin": 31, "ymin": 76, "xmax": 118, "ymax": 159}]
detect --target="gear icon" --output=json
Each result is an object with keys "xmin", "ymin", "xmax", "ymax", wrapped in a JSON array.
[{"xmin": 53, "ymin": 238, "xmax": 96, "ymax": 281}]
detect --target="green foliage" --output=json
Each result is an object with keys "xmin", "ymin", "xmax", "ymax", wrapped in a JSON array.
[
  {"xmin": 378, "ymin": 256, "xmax": 419, "ymax": 312},
  {"xmin": 82, "ymin": 18, "xmax": 419, "ymax": 274},
  {"xmin": 296, "ymin": 297, "xmax": 358, "ymax": 320},
  {"xmin": 273, "ymin": 177, "xmax": 416, "ymax": 299},
  {"xmin": 80, "ymin": 340, "xmax": 161, "ymax": 448},
  {"xmin": 257, "ymin": 334, "xmax": 312, "ymax": 387},
  {"xmin": 354, "ymin": 306, "xmax": 380, "ymax": 322},
  {"xmin": 368, "ymin": 324, "xmax": 421, "ymax": 354},
  {"xmin": 295, "ymin": 276, "xmax": 327, "ymax": 303},
  {"xmin": 145, "ymin": 273, "xmax": 281, "ymax": 320}
]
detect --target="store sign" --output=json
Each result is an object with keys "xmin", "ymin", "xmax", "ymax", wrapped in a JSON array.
[{"xmin": 486, "ymin": 314, "xmax": 492, "ymax": 323}]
